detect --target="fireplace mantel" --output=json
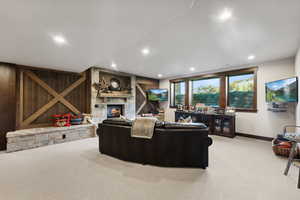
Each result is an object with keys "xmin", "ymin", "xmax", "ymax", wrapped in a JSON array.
[{"xmin": 98, "ymin": 93, "xmax": 133, "ymax": 98}]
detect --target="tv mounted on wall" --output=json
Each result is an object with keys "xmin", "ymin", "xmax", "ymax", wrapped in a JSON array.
[
  {"xmin": 147, "ymin": 89, "xmax": 168, "ymax": 101},
  {"xmin": 265, "ymin": 77, "xmax": 298, "ymax": 103}
]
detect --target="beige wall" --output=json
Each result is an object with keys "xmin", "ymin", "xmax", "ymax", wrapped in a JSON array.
[{"xmin": 160, "ymin": 57, "xmax": 296, "ymax": 138}]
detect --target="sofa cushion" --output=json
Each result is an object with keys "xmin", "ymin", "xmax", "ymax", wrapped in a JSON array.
[
  {"xmin": 102, "ymin": 119, "xmax": 207, "ymax": 129},
  {"xmin": 102, "ymin": 118, "xmax": 133, "ymax": 126},
  {"xmin": 102, "ymin": 118, "xmax": 165, "ymax": 127},
  {"xmin": 163, "ymin": 122, "xmax": 207, "ymax": 129}
]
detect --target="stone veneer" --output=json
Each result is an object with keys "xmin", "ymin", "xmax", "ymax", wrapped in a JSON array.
[
  {"xmin": 6, "ymin": 124, "xmax": 96, "ymax": 153},
  {"xmin": 90, "ymin": 67, "xmax": 136, "ymax": 124}
]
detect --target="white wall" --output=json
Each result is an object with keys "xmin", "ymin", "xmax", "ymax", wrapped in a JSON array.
[{"xmin": 160, "ymin": 57, "xmax": 296, "ymax": 138}]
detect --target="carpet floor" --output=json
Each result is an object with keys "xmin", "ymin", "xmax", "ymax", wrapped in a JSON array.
[{"xmin": 0, "ymin": 136, "xmax": 299, "ymax": 200}]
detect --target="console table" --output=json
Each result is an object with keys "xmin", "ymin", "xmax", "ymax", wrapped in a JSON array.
[{"xmin": 175, "ymin": 111, "xmax": 236, "ymax": 138}]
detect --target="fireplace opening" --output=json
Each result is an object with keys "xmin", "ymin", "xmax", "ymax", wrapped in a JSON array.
[{"xmin": 107, "ymin": 105, "xmax": 124, "ymax": 118}]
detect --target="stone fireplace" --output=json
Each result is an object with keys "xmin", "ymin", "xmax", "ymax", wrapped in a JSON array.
[{"xmin": 90, "ymin": 68, "xmax": 136, "ymax": 123}]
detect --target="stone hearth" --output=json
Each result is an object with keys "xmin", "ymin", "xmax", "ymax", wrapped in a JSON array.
[{"xmin": 6, "ymin": 124, "xmax": 96, "ymax": 153}]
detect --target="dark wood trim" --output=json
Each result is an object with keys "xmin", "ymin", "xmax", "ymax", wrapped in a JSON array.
[
  {"xmin": 93, "ymin": 67, "xmax": 133, "ymax": 77},
  {"xmin": 15, "ymin": 68, "xmax": 23, "ymax": 130},
  {"xmin": 169, "ymin": 80, "xmax": 188, "ymax": 108},
  {"xmin": 0, "ymin": 63, "xmax": 17, "ymax": 150},
  {"xmin": 169, "ymin": 67, "xmax": 258, "ymax": 82},
  {"xmin": 219, "ymin": 75, "xmax": 226, "ymax": 108},
  {"xmin": 85, "ymin": 68, "xmax": 92, "ymax": 113},
  {"xmin": 16, "ymin": 64, "xmax": 80, "ymax": 75},
  {"xmin": 253, "ymin": 68, "xmax": 258, "ymax": 110},
  {"xmin": 136, "ymin": 76, "xmax": 159, "ymax": 85},
  {"xmin": 235, "ymin": 108, "xmax": 258, "ymax": 113},
  {"xmin": 236, "ymin": 132, "xmax": 273, "ymax": 141},
  {"xmin": 185, "ymin": 80, "xmax": 189, "ymax": 106}
]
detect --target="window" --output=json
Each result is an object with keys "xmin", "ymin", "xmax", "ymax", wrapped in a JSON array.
[
  {"xmin": 228, "ymin": 73, "xmax": 255, "ymax": 109},
  {"xmin": 191, "ymin": 78, "xmax": 220, "ymax": 106},
  {"xmin": 169, "ymin": 67, "xmax": 257, "ymax": 112},
  {"xmin": 173, "ymin": 81, "xmax": 186, "ymax": 106}
]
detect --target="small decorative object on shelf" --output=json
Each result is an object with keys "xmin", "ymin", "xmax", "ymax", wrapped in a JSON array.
[
  {"xmin": 206, "ymin": 106, "xmax": 216, "ymax": 114},
  {"xmin": 93, "ymin": 77, "xmax": 110, "ymax": 97},
  {"xmin": 52, "ymin": 114, "xmax": 71, "ymax": 127},
  {"xmin": 195, "ymin": 103, "xmax": 205, "ymax": 112},
  {"xmin": 109, "ymin": 78, "xmax": 121, "ymax": 91},
  {"xmin": 52, "ymin": 113, "xmax": 85, "ymax": 126},
  {"xmin": 177, "ymin": 104, "xmax": 183, "ymax": 111},
  {"xmin": 215, "ymin": 107, "xmax": 225, "ymax": 115},
  {"xmin": 225, "ymin": 107, "xmax": 236, "ymax": 115},
  {"xmin": 82, "ymin": 113, "xmax": 93, "ymax": 124},
  {"xmin": 188, "ymin": 105, "xmax": 195, "ymax": 111},
  {"xmin": 70, "ymin": 114, "xmax": 83, "ymax": 125}
]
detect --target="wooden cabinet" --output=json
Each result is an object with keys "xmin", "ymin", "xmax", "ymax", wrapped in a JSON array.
[
  {"xmin": 175, "ymin": 111, "xmax": 236, "ymax": 138},
  {"xmin": 213, "ymin": 114, "xmax": 236, "ymax": 137}
]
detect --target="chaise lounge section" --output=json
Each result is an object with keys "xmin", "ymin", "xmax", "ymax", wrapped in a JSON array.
[{"xmin": 97, "ymin": 119, "xmax": 213, "ymax": 168}]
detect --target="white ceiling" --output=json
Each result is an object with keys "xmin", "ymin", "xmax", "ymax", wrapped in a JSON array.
[{"xmin": 0, "ymin": 0, "xmax": 300, "ymax": 79}]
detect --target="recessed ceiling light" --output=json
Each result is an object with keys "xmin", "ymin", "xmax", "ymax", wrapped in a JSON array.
[
  {"xmin": 111, "ymin": 62, "xmax": 117, "ymax": 68},
  {"xmin": 52, "ymin": 35, "xmax": 67, "ymax": 45},
  {"xmin": 218, "ymin": 8, "xmax": 232, "ymax": 22},
  {"xmin": 190, "ymin": 67, "xmax": 195, "ymax": 71},
  {"xmin": 248, "ymin": 55, "xmax": 256, "ymax": 60},
  {"xmin": 158, "ymin": 74, "xmax": 163, "ymax": 78},
  {"xmin": 141, "ymin": 48, "xmax": 150, "ymax": 56}
]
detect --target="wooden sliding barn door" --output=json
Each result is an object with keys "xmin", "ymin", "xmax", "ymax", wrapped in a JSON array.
[
  {"xmin": 135, "ymin": 77, "xmax": 159, "ymax": 115},
  {"xmin": 16, "ymin": 69, "xmax": 90, "ymax": 129},
  {"xmin": 0, "ymin": 64, "xmax": 16, "ymax": 150}
]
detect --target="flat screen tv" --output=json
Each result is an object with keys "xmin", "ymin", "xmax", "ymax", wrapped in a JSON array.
[
  {"xmin": 147, "ymin": 89, "xmax": 168, "ymax": 101},
  {"xmin": 265, "ymin": 77, "xmax": 298, "ymax": 103}
]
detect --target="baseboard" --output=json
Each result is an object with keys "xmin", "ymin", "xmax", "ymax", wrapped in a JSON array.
[{"xmin": 236, "ymin": 132, "xmax": 273, "ymax": 142}]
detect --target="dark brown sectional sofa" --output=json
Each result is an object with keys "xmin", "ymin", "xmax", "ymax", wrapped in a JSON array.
[{"xmin": 97, "ymin": 119, "xmax": 213, "ymax": 169}]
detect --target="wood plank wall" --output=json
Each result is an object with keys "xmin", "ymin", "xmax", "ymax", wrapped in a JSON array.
[
  {"xmin": 0, "ymin": 63, "xmax": 16, "ymax": 150},
  {"xmin": 136, "ymin": 76, "xmax": 159, "ymax": 114},
  {"xmin": 16, "ymin": 67, "xmax": 91, "ymax": 129}
]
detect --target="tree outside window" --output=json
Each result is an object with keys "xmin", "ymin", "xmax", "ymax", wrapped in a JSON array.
[
  {"xmin": 191, "ymin": 78, "xmax": 220, "ymax": 106},
  {"xmin": 228, "ymin": 74, "xmax": 254, "ymax": 109}
]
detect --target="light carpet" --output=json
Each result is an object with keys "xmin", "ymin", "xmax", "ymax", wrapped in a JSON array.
[{"xmin": 0, "ymin": 136, "xmax": 299, "ymax": 200}]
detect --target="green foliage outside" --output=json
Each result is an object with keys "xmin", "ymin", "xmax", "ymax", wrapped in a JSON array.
[
  {"xmin": 192, "ymin": 82, "xmax": 220, "ymax": 106},
  {"xmin": 192, "ymin": 93, "xmax": 219, "ymax": 106},
  {"xmin": 173, "ymin": 75, "xmax": 255, "ymax": 108},
  {"xmin": 229, "ymin": 91, "xmax": 253, "ymax": 108},
  {"xmin": 175, "ymin": 94, "xmax": 185, "ymax": 105},
  {"xmin": 228, "ymin": 75, "xmax": 254, "ymax": 108}
]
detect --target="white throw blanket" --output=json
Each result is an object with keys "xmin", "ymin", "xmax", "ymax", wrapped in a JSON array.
[{"xmin": 131, "ymin": 117, "xmax": 157, "ymax": 139}]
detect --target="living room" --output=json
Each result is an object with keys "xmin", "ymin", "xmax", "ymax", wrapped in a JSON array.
[{"xmin": 0, "ymin": 1, "xmax": 300, "ymax": 199}]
